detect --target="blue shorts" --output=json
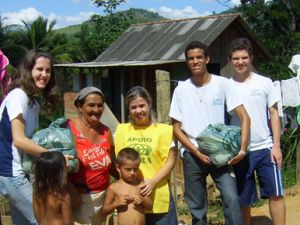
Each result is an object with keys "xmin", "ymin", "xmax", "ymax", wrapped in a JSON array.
[{"xmin": 233, "ymin": 148, "xmax": 284, "ymax": 207}]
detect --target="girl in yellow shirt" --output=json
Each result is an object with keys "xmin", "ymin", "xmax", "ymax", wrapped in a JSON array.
[{"xmin": 114, "ymin": 86, "xmax": 178, "ymax": 225}]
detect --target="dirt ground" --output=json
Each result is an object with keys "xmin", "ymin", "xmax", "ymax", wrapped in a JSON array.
[
  {"xmin": 177, "ymin": 186, "xmax": 300, "ymax": 225},
  {"xmin": 1, "ymin": 187, "xmax": 299, "ymax": 225},
  {"xmin": 251, "ymin": 186, "xmax": 300, "ymax": 225}
]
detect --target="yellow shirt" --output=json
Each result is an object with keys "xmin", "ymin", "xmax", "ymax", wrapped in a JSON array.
[{"xmin": 114, "ymin": 123, "xmax": 173, "ymax": 213}]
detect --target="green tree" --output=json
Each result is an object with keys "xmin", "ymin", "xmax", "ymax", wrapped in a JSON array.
[
  {"xmin": 20, "ymin": 16, "xmax": 56, "ymax": 49},
  {"xmin": 78, "ymin": 13, "xmax": 131, "ymax": 61},
  {"xmin": 13, "ymin": 16, "xmax": 82, "ymax": 63},
  {"xmin": 238, "ymin": 0, "xmax": 297, "ymax": 31},
  {"xmin": 92, "ymin": 0, "xmax": 126, "ymax": 14},
  {"xmin": 75, "ymin": 0, "xmax": 132, "ymax": 61}
]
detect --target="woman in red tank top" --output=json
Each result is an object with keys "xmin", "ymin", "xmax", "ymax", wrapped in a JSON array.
[{"xmin": 67, "ymin": 87, "xmax": 118, "ymax": 225}]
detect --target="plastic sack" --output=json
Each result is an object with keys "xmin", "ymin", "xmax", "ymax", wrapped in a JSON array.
[
  {"xmin": 22, "ymin": 117, "xmax": 79, "ymax": 173},
  {"xmin": 196, "ymin": 123, "xmax": 241, "ymax": 167}
]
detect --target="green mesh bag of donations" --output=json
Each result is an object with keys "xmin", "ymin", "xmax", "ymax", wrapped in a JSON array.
[
  {"xmin": 196, "ymin": 123, "xmax": 242, "ymax": 167},
  {"xmin": 22, "ymin": 117, "xmax": 79, "ymax": 173}
]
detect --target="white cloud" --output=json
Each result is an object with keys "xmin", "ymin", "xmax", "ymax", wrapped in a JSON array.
[
  {"xmin": 66, "ymin": 12, "xmax": 94, "ymax": 23},
  {"xmin": 2, "ymin": 7, "xmax": 42, "ymax": 25},
  {"xmin": 48, "ymin": 13, "xmax": 58, "ymax": 23},
  {"xmin": 230, "ymin": 0, "xmax": 241, "ymax": 6},
  {"xmin": 49, "ymin": 11, "xmax": 95, "ymax": 28},
  {"xmin": 2, "ymin": 7, "xmax": 96, "ymax": 29},
  {"xmin": 148, "ymin": 6, "xmax": 210, "ymax": 19}
]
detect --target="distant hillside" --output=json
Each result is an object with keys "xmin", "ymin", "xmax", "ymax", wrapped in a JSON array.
[
  {"xmin": 125, "ymin": 8, "xmax": 166, "ymax": 24},
  {"xmin": 54, "ymin": 8, "xmax": 166, "ymax": 39},
  {"xmin": 54, "ymin": 22, "xmax": 91, "ymax": 38}
]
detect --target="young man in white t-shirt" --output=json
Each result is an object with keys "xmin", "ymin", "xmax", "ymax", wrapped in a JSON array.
[
  {"xmin": 228, "ymin": 38, "xmax": 286, "ymax": 225},
  {"xmin": 169, "ymin": 41, "xmax": 250, "ymax": 225}
]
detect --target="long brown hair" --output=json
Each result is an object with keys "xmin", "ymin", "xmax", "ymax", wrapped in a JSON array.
[
  {"xmin": 33, "ymin": 152, "xmax": 67, "ymax": 205},
  {"xmin": 6, "ymin": 49, "xmax": 56, "ymax": 108}
]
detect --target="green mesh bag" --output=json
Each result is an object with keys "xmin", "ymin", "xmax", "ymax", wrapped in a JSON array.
[
  {"xmin": 196, "ymin": 123, "xmax": 241, "ymax": 167},
  {"xmin": 22, "ymin": 117, "xmax": 78, "ymax": 173}
]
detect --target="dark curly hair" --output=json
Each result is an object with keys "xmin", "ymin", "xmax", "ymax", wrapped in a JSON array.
[
  {"xmin": 184, "ymin": 41, "xmax": 209, "ymax": 60},
  {"xmin": 6, "ymin": 49, "xmax": 57, "ymax": 109}
]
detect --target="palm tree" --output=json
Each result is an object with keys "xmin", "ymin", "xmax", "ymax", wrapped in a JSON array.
[
  {"xmin": 0, "ymin": 15, "xmax": 27, "ymax": 67},
  {"xmin": 1, "ymin": 15, "xmax": 86, "ymax": 65},
  {"xmin": 17, "ymin": 16, "xmax": 84, "ymax": 63},
  {"xmin": 20, "ymin": 16, "xmax": 56, "ymax": 49}
]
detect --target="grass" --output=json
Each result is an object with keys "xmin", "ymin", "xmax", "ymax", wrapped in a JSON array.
[
  {"xmin": 177, "ymin": 195, "xmax": 226, "ymax": 225},
  {"xmin": 54, "ymin": 22, "xmax": 93, "ymax": 40},
  {"xmin": 207, "ymin": 197, "xmax": 225, "ymax": 225},
  {"xmin": 252, "ymin": 198, "xmax": 265, "ymax": 208},
  {"xmin": 0, "ymin": 197, "xmax": 8, "ymax": 204},
  {"xmin": 177, "ymin": 204, "xmax": 189, "ymax": 216},
  {"xmin": 282, "ymin": 164, "xmax": 297, "ymax": 188}
]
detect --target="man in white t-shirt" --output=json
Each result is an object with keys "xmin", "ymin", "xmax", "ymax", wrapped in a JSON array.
[
  {"xmin": 169, "ymin": 41, "xmax": 250, "ymax": 225},
  {"xmin": 228, "ymin": 38, "xmax": 286, "ymax": 225}
]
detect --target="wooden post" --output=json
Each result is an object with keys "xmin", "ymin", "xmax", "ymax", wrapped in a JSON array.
[
  {"xmin": 155, "ymin": 70, "xmax": 179, "ymax": 205},
  {"xmin": 155, "ymin": 70, "xmax": 171, "ymax": 124},
  {"xmin": 120, "ymin": 70, "xmax": 125, "ymax": 123}
]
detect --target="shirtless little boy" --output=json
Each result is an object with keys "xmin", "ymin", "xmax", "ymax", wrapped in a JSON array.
[{"xmin": 102, "ymin": 147, "xmax": 153, "ymax": 225}]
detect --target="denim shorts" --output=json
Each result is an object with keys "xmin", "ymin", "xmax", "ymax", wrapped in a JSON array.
[
  {"xmin": 0, "ymin": 174, "xmax": 38, "ymax": 225},
  {"xmin": 234, "ymin": 148, "xmax": 284, "ymax": 207}
]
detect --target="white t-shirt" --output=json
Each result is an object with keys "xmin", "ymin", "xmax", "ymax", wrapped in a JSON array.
[
  {"xmin": 0, "ymin": 88, "xmax": 40, "ymax": 176},
  {"xmin": 229, "ymin": 72, "xmax": 279, "ymax": 151},
  {"xmin": 169, "ymin": 75, "xmax": 242, "ymax": 151}
]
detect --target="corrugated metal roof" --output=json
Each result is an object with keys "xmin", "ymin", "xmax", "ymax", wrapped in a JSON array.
[
  {"xmin": 55, "ymin": 59, "xmax": 182, "ymax": 68},
  {"xmin": 96, "ymin": 14, "xmax": 236, "ymax": 62},
  {"xmin": 55, "ymin": 14, "xmax": 272, "ymax": 68}
]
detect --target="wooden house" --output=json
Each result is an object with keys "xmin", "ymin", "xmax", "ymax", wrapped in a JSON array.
[{"xmin": 55, "ymin": 13, "xmax": 272, "ymax": 122}]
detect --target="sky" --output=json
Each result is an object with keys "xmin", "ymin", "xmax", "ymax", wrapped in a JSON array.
[{"xmin": 1, "ymin": 0, "xmax": 240, "ymax": 29}]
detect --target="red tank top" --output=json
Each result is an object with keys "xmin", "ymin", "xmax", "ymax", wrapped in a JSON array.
[{"xmin": 68, "ymin": 120, "xmax": 112, "ymax": 193}]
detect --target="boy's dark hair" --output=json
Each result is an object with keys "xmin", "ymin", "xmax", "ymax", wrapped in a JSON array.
[
  {"xmin": 117, "ymin": 148, "xmax": 141, "ymax": 165},
  {"xmin": 33, "ymin": 151, "xmax": 67, "ymax": 204},
  {"xmin": 184, "ymin": 41, "xmax": 209, "ymax": 60},
  {"xmin": 228, "ymin": 38, "xmax": 253, "ymax": 59}
]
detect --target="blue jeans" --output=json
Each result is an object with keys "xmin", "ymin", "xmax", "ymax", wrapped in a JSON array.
[
  {"xmin": 0, "ymin": 174, "xmax": 38, "ymax": 225},
  {"xmin": 183, "ymin": 151, "xmax": 242, "ymax": 225},
  {"xmin": 145, "ymin": 193, "xmax": 178, "ymax": 225}
]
